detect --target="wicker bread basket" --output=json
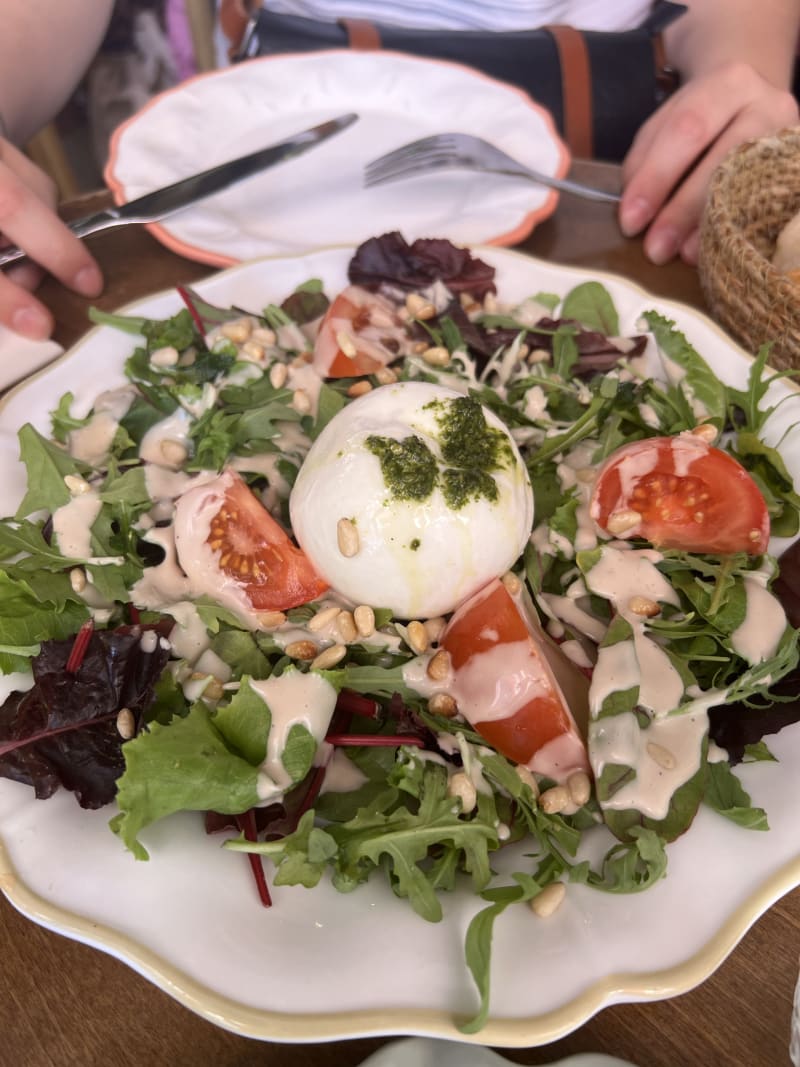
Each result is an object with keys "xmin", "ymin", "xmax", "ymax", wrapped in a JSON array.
[{"xmin": 699, "ymin": 126, "xmax": 800, "ymax": 370}]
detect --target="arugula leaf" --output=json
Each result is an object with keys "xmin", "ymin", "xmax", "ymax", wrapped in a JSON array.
[
  {"xmin": 50, "ymin": 393, "xmax": 91, "ymax": 443},
  {"xmin": 561, "ymin": 281, "xmax": 619, "ymax": 335},
  {"xmin": 15, "ymin": 424, "xmax": 90, "ymax": 518},
  {"xmin": 704, "ymin": 760, "xmax": 768, "ymax": 829},
  {"xmin": 642, "ymin": 311, "xmax": 727, "ymax": 427},
  {"xmin": 111, "ymin": 701, "xmax": 262, "ymax": 860}
]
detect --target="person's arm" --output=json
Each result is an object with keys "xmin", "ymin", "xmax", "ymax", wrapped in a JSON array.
[
  {"xmin": 0, "ymin": 0, "xmax": 114, "ymax": 339},
  {"xmin": 619, "ymin": 0, "xmax": 800, "ymax": 265},
  {"xmin": 0, "ymin": 0, "xmax": 114, "ymax": 143}
]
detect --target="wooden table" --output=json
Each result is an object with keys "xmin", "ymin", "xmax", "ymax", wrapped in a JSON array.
[{"xmin": 2, "ymin": 162, "xmax": 799, "ymax": 1067}]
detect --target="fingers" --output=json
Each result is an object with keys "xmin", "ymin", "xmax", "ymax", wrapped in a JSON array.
[
  {"xmin": 0, "ymin": 140, "xmax": 103, "ymax": 338},
  {"xmin": 618, "ymin": 64, "xmax": 799, "ymax": 265}
]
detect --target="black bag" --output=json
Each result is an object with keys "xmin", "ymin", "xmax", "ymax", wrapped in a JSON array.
[{"xmin": 229, "ymin": 2, "xmax": 687, "ymax": 162}]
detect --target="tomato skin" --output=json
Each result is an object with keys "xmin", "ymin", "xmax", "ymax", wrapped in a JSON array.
[
  {"xmin": 440, "ymin": 580, "xmax": 589, "ymax": 773},
  {"xmin": 174, "ymin": 470, "xmax": 328, "ymax": 614},
  {"xmin": 590, "ymin": 435, "xmax": 770, "ymax": 555},
  {"xmin": 312, "ymin": 285, "xmax": 407, "ymax": 378}
]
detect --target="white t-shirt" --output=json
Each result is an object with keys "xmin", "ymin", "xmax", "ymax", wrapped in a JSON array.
[{"xmin": 259, "ymin": 1, "xmax": 655, "ymax": 32}]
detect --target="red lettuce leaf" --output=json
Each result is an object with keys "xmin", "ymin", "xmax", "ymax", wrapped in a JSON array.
[
  {"xmin": 0, "ymin": 626, "xmax": 171, "ymax": 808},
  {"xmin": 348, "ymin": 233, "xmax": 496, "ymax": 299}
]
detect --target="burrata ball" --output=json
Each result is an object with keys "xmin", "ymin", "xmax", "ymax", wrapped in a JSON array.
[{"xmin": 289, "ymin": 381, "xmax": 533, "ymax": 618}]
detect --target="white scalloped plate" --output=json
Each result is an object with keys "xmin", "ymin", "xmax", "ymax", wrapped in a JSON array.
[
  {"xmin": 1, "ymin": 246, "xmax": 799, "ymax": 1048},
  {"xmin": 104, "ymin": 51, "xmax": 569, "ymax": 267}
]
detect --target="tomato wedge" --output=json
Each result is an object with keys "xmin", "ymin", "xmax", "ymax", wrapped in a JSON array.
[
  {"xmin": 440, "ymin": 580, "xmax": 589, "ymax": 776},
  {"xmin": 312, "ymin": 285, "xmax": 409, "ymax": 378},
  {"xmin": 589, "ymin": 434, "xmax": 770, "ymax": 555},
  {"xmin": 173, "ymin": 470, "xmax": 328, "ymax": 613}
]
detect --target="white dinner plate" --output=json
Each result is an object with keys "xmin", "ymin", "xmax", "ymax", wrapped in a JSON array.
[
  {"xmin": 1, "ymin": 246, "xmax": 799, "ymax": 1047},
  {"xmin": 104, "ymin": 51, "xmax": 569, "ymax": 266}
]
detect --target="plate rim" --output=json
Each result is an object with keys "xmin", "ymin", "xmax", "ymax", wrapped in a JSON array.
[
  {"xmin": 102, "ymin": 49, "xmax": 571, "ymax": 268},
  {"xmin": 1, "ymin": 243, "xmax": 799, "ymax": 1045}
]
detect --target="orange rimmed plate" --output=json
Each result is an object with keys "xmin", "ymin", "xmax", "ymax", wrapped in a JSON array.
[{"xmin": 104, "ymin": 51, "xmax": 569, "ymax": 267}]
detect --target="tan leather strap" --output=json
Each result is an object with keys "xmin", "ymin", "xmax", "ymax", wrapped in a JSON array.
[
  {"xmin": 219, "ymin": 0, "xmax": 259, "ymax": 54},
  {"xmin": 652, "ymin": 31, "xmax": 680, "ymax": 99},
  {"xmin": 545, "ymin": 24, "xmax": 594, "ymax": 160},
  {"xmin": 338, "ymin": 18, "xmax": 382, "ymax": 50}
]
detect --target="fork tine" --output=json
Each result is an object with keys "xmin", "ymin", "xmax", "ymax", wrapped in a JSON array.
[
  {"xmin": 364, "ymin": 134, "xmax": 447, "ymax": 171},
  {"xmin": 364, "ymin": 156, "xmax": 461, "ymax": 188},
  {"xmin": 365, "ymin": 148, "xmax": 459, "ymax": 181}
]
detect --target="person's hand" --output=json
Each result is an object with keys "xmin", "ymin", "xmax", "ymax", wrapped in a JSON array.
[
  {"xmin": 618, "ymin": 63, "xmax": 800, "ymax": 266},
  {"xmin": 0, "ymin": 136, "xmax": 103, "ymax": 339}
]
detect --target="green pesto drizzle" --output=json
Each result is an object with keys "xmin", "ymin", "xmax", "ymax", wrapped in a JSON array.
[
  {"xmin": 364, "ymin": 434, "xmax": 438, "ymax": 501},
  {"xmin": 364, "ymin": 396, "xmax": 514, "ymax": 511}
]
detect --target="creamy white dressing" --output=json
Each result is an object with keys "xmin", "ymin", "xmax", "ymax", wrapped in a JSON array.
[
  {"xmin": 139, "ymin": 409, "xmax": 193, "ymax": 467},
  {"xmin": 730, "ymin": 576, "xmax": 787, "ymax": 665},
  {"xmin": 589, "ymin": 709, "xmax": 708, "ymax": 820},
  {"xmin": 0, "ymin": 671, "xmax": 34, "ymax": 705},
  {"xmin": 320, "ymin": 748, "xmax": 369, "ymax": 794},
  {"xmin": 401, "ymin": 653, "xmax": 452, "ymax": 698},
  {"xmin": 540, "ymin": 593, "xmax": 607, "ymax": 643},
  {"xmin": 68, "ymin": 413, "xmax": 120, "ymax": 467},
  {"xmin": 52, "ymin": 490, "xmax": 102, "ymax": 559},
  {"xmin": 249, "ymin": 671, "xmax": 338, "ymax": 802}
]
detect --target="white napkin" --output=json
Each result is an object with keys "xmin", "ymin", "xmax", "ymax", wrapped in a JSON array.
[{"xmin": 0, "ymin": 324, "xmax": 63, "ymax": 393}]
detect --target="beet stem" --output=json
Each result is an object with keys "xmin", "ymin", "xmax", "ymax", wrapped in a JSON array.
[
  {"xmin": 324, "ymin": 733, "xmax": 425, "ymax": 748},
  {"xmin": 235, "ymin": 810, "xmax": 272, "ymax": 908},
  {"xmin": 65, "ymin": 619, "xmax": 95, "ymax": 674}
]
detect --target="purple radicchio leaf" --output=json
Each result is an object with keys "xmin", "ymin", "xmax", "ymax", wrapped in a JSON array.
[{"xmin": 0, "ymin": 626, "xmax": 171, "ymax": 809}]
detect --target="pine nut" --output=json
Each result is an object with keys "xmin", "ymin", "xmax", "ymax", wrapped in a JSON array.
[
  {"xmin": 292, "ymin": 389, "xmax": 311, "ymax": 414},
  {"xmin": 646, "ymin": 741, "xmax": 677, "ymax": 770},
  {"xmin": 269, "ymin": 362, "xmax": 288, "ymax": 388},
  {"xmin": 567, "ymin": 771, "xmax": 592, "ymax": 807},
  {"xmin": 483, "ymin": 292, "xmax": 497, "ymax": 314},
  {"xmin": 116, "ymin": 707, "xmax": 136, "ymax": 740},
  {"xmin": 251, "ymin": 326, "xmax": 276, "ymax": 346},
  {"xmin": 406, "ymin": 620, "xmax": 428, "ymax": 655},
  {"xmin": 311, "ymin": 643, "xmax": 347, "ymax": 671},
  {"xmin": 691, "ymin": 423, "xmax": 717, "ymax": 444},
  {"xmin": 423, "ymin": 616, "xmax": 446, "ymax": 643},
  {"xmin": 426, "ymin": 648, "xmax": 451, "ymax": 682},
  {"xmin": 517, "ymin": 342, "xmax": 530, "ymax": 360},
  {"xmin": 605, "ymin": 508, "xmax": 642, "ymax": 535},
  {"xmin": 374, "ymin": 366, "xmax": 397, "ymax": 385},
  {"xmin": 421, "ymin": 345, "xmax": 450, "ymax": 367},
  {"xmin": 202, "ymin": 677, "xmax": 225, "ymax": 702},
  {"xmin": 628, "ymin": 595, "xmax": 660, "ymax": 617},
  {"xmin": 336, "ymin": 610, "xmax": 358, "ymax": 644},
  {"xmin": 257, "ymin": 610, "xmax": 286, "ymax": 629},
  {"xmin": 501, "ymin": 571, "xmax": 522, "ymax": 596},
  {"xmin": 240, "ymin": 341, "xmax": 265, "ymax": 363},
  {"xmin": 337, "ymin": 517, "xmax": 360, "ymax": 557},
  {"xmin": 308, "ymin": 605, "xmax": 341, "ymax": 633},
  {"xmin": 447, "ymin": 771, "xmax": 477, "ymax": 814},
  {"xmin": 428, "ymin": 692, "xmax": 458, "ymax": 717},
  {"xmin": 64, "ymin": 474, "xmax": 91, "ymax": 496},
  {"xmin": 221, "ymin": 318, "xmax": 252, "ymax": 343},
  {"xmin": 530, "ymin": 882, "xmax": 566, "ymax": 918},
  {"xmin": 405, "ymin": 293, "xmax": 437, "ymax": 320},
  {"xmin": 291, "ymin": 351, "xmax": 314, "ymax": 366},
  {"xmin": 354, "ymin": 604, "xmax": 375, "ymax": 637},
  {"xmin": 347, "ymin": 380, "xmax": 372, "ymax": 398},
  {"xmin": 539, "ymin": 785, "xmax": 570, "ymax": 814},
  {"xmin": 336, "ymin": 330, "xmax": 357, "ymax": 358},
  {"xmin": 515, "ymin": 764, "xmax": 539, "ymax": 798},
  {"xmin": 575, "ymin": 467, "xmax": 596, "ymax": 484},
  {"xmin": 150, "ymin": 345, "xmax": 179, "ymax": 367},
  {"xmin": 285, "ymin": 640, "xmax": 318, "ymax": 660},
  {"xmin": 528, "ymin": 348, "xmax": 551, "ymax": 364},
  {"xmin": 69, "ymin": 568, "xmax": 87, "ymax": 593},
  {"xmin": 160, "ymin": 440, "xmax": 188, "ymax": 467}
]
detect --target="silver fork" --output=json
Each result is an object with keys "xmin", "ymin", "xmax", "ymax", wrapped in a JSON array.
[{"xmin": 364, "ymin": 132, "xmax": 621, "ymax": 204}]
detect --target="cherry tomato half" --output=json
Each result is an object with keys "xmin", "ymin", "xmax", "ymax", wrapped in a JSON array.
[
  {"xmin": 589, "ymin": 434, "xmax": 770, "ymax": 555},
  {"xmin": 313, "ymin": 285, "xmax": 408, "ymax": 378},
  {"xmin": 440, "ymin": 579, "xmax": 589, "ymax": 775},
  {"xmin": 174, "ymin": 470, "xmax": 328, "ymax": 613}
]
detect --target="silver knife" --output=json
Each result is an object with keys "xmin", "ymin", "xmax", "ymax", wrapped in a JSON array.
[{"xmin": 0, "ymin": 112, "xmax": 359, "ymax": 269}]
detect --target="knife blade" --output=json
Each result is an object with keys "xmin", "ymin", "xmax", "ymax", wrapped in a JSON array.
[{"xmin": 0, "ymin": 112, "xmax": 359, "ymax": 270}]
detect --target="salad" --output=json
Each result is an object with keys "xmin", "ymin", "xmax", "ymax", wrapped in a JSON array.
[{"xmin": 1, "ymin": 233, "xmax": 799, "ymax": 1032}]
